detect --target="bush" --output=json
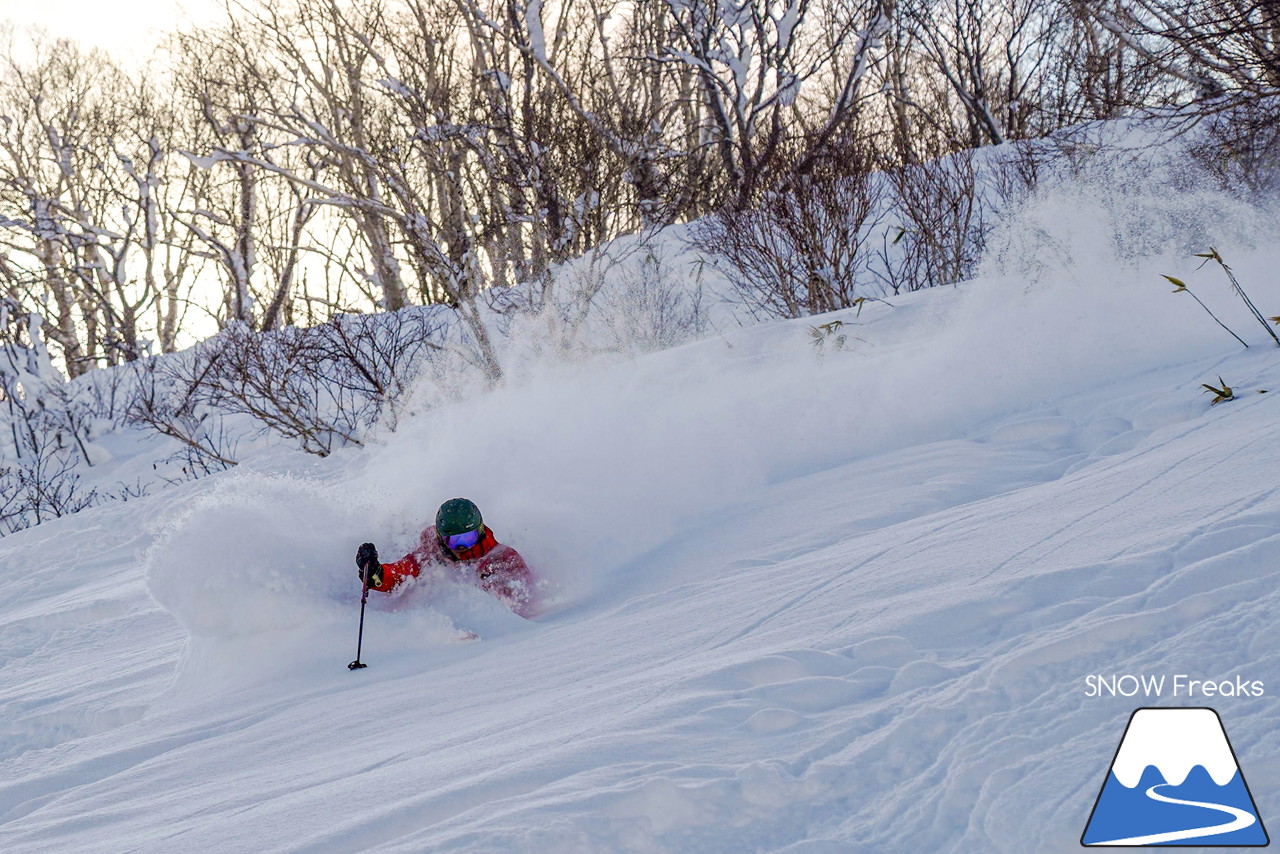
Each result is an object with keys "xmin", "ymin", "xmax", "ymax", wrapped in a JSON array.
[
  {"xmin": 879, "ymin": 150, "xmax": 987, "ymax": 294},
  {"xmin": 0, "ymin": 300, "xmax": 101, "ymax": 533},
  {"xmin": 1191, "ymin": 102, "xmax": 1280, "ymax": 194},
  {"xmin": 129, "ymin": 308, "xmax": 449, "ymax": 459},
  {"xmin": 693, "ymin": 151, "xmax": 886, "ymax": 319}
]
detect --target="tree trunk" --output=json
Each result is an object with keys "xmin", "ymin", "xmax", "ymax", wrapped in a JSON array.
[
  {"xmin": 231, "ymin": 124, "xmax": 257, "ymax": 327},
  {"xmin": 1264, "ymin": 0, "xmax": 1280, "ymax": 87}
]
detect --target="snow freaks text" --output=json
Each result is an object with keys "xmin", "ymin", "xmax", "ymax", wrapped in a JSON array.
[{"xmin": 1084, "ymin": 674, "xmax": 1265, "ymax": 699}]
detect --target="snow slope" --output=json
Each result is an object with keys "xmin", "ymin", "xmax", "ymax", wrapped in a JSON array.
[{"xmin": 2, "ymin": 165, "xmax": 1280, "ymax": 852}]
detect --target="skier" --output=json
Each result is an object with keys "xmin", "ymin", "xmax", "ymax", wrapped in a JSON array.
[{"xmin": 355, "ymin": 498, "xmax": 538, "ymax": 618}]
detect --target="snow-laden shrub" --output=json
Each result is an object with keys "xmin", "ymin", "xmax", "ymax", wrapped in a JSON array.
[
  {"xmin": 881, "ymin": 150, "xmax": 988, "ymax": 294},
  {"xmin": 980, "ymin": 141, "xmax": 1271, "ymax": 287},
  {"xmin": 0, "ymin": 301, "xmax": 102, "ymax": 533},
  {"xmin": 129, "ymin": 307, "xmax": 452, "ymax": 460},
  {"xmin": 128, "ymin": 354, "xmax": 242, "ymax": 476},
  {"xmin": 484, "ymin": 233, "xmax": 717, "ymax": 373},
  {"xmin": 691, "ymin": 152, "xmax": 887, "ymax": 319},
  {"xmin": 594, "ymin": 246, "xmax": 711, "ymax": 353},
  {"xmin": 1190, "ymin": 101, "xmax": 1280, "ymax": 195}
]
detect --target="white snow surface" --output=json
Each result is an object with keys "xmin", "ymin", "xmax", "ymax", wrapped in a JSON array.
[
  {"xmin": 3, "ymin": 162, "xmax": 1280, "ymax": 852},
  {"xmin": 1111, "ymin": 708, "xmax": 1239, "ymax": 787}
]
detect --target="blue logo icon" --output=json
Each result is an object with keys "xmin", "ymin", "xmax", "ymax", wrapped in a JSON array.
[{"xmin": 1082, "ymin": 707, "xmax": 1268, "ymax": 846}]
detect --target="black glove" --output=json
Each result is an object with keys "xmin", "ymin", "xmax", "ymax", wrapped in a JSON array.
[{"xmin": 356, "ymin": 542, "xmax": 382, "ymax": 588}]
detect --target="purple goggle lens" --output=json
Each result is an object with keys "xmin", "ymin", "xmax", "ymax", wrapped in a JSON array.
[{"xmin": 446, "ymin": 529, "xmax": 481, "ymax": 551}]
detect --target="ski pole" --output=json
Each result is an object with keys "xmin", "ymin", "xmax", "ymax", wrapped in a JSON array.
[{"xmin": 349, "ymin": 566, "xmax": 371, "ymax": 671}]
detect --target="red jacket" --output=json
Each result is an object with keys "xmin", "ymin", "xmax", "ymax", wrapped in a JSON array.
[{"xmin": 371, "ymin": 525, "xmax": 538, "ymax": 618}]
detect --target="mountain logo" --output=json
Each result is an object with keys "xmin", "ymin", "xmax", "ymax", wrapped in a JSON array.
[{"xmin": 1082, "ymin": 707, "xmax": 1269, "ymax": 847}]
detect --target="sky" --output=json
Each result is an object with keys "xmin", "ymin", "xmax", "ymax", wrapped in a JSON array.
[{"xmin": 0, "ymin": 1, "xmax": 219, "ymax": 61}]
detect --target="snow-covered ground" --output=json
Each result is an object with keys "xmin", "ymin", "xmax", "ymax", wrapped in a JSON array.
[{"xmin": 2, "ymin": 159, "xmax": 1280, "ymax": 852}]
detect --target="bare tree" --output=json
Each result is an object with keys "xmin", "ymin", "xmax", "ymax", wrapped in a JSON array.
[
  {"xmin": 172, "ymin": 22, "xmax": 279, "ymax": 327},
  {"xmin": 175, "ymin": 1, "xmax": 506, "ymax": 375},
  {"xmin": 892, "ymin": 0, "xmax": 1064, "ymax": 148},
  {"xmin": 1077, "ymin": 0, "xmax": 1280, "ymax": 111},
  {"xmin": 0, "ymin": 34, "xmax": 203, "ymax": 373},
  {"xmin": 656, "ymin": 0, "xmax": 893, "ymax": 209}
]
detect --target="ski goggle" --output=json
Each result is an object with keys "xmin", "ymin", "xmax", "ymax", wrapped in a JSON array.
[{"xmin": 445, "ymin": 529, "xmax": 481, "ymax": 551}]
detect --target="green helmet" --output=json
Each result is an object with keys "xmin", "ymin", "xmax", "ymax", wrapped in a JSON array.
[{"xmin": 436, "ymin": 498, "xmax": 483, "ymax": 536}]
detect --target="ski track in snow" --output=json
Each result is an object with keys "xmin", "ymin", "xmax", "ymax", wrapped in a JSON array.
[{"xmin": 2, "ymin": 263, "xmax": 1280, "ymax": 851}]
